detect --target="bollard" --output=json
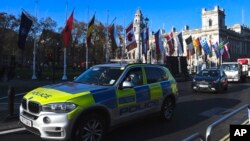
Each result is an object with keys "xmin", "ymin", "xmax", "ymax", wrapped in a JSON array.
[{"xmin": 8, "ymin": 86, "xmax": 15, "ymax": 116}]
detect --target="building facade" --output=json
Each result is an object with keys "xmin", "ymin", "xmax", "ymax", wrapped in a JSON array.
[
  {"xmin": 182, "ymin": 5, "xmax": 250, "ymax": 70},
  {"xmin": 127, "ymin": 6, "xmax": 250, "ymax": 66}
]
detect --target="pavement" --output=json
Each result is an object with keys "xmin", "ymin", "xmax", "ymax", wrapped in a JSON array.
[{"xmin": 0, "ymin": 79, "xmax": 63, "ymax": 133}]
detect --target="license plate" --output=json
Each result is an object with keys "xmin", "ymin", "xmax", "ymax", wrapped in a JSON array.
[
  {"xmin": 20, "ymin": 116, "xmax": 32, "ymax": 127},
  {"xmin": 199, "ymin": 84, "xmax": 208, "ymax": 88}
]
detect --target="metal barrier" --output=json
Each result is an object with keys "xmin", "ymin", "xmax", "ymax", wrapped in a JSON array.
[
  {"xmin": 183, "ymin": 104, "xmax": 250, "ymax": 141},
  {"xmin": 182, "ymin": 132, "xmax": 205, "ymax": 141}
]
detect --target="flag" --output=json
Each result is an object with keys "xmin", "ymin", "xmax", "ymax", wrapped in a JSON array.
[
  {"xmin": 218, "ymin": 41, "xmax": 224, "ymax": 56},
  {"xmin": 174, "ymin": 32, "xmax": 183, "ymax": 55},
  {"xmin": 141, "ymin": 27, "xmax": 149, "ymax": 59},
  {"xmin": 200, "ymin": 38, "xmax": 211, "ymax": 55},
  {"xmin": 63, "ymin": 11, "xmax": 74, "ymax": 47},
  {"xmin": 223, "ymin": 42, "xmax": 230, "ymax": 60},
  {"xmin": 86, "ymin": 14, "xmax": 95, "ymax": 47},
  {"xmin": 193, "ymin": 38, "xmax": 202, "ymax": 56},
  {"xmin": 18, "ymin": 12, "xmax": 33, "ymax": 50},
  {"xmin": 125, "ymin": 22, "xmax": 136, "ymax": 51},
  {"xmin": 109, "ymin": 24, "xmax": 120, "ymax": 51},
  {"xmin": 155, "ymin": 30, "xmax": 164, "ymax": 54},
  {"xmin": 185, "ymin": 35, "xmax": 195, "ymax": 55},
  {"xmin": 165, "ymin": 32, "xmax": 175, "ymax": 56},
  {"xmin": 212, "ymin": 42, "xmax": 220, "ymax": 58}
]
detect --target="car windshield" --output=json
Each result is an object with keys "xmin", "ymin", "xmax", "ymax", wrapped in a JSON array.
[
  {"xmin": 197, "ymin": 70, "xmax": 220, "ymax": 77},
  {"xmin": 74, "ymin": 66, "xmax": 124, "ymax": 86},
  {"xmin": 221, "ymin": 64, "xmax": 238, "ymax": 71}
]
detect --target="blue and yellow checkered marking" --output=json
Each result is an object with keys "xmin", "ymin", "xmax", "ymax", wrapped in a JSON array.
[
  {"xmin": 91, "ymin": 89, "xmax": 117, "ymax": 109},
  {"xmin": 135, "ymin": 85, "xmax": 151, "ymax": 103},
  {"xmin": 160, "ymin": 81, "xmax": 172, "ymax": 96}
]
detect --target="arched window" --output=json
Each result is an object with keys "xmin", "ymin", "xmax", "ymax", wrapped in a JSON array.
[{"xmin": 209, "ymin": 19, "xmax": 212, "ymax": 27}]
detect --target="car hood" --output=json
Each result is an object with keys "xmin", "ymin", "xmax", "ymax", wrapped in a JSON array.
[
  {"xmin": 194, "ymin": 76, "xmax": 219, "ymax": 82},
  {"xmin": 23, "ymin": 81, "xmax": 109, "ymax": 105}
]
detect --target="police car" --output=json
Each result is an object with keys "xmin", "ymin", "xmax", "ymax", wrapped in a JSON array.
[{"xmin": 19, "ymin": 63, "xmax": 178, "ymax": 141}]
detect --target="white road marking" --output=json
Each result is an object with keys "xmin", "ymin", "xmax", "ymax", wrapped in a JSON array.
[{"xmin": 0, "ymin": 128, "xmax": 26, "ymax": 135}]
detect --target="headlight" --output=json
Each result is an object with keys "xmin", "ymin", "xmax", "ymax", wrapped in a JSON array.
[
  {"xmin": 213, "ymin": 78, "xmax": 220, "ymax": 83},
  {"xmin": 192, "ymin": 78, "xmax": 196, "ymax": 82},
  {"xmin": 42, "ymin": 102, "xmax": 77, "ymax": 113}
]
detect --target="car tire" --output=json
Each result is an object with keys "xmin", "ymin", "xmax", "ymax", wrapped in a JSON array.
[
  {"xmin": 74, "ymin": 113, "xmax": 108, "ymax": 141},
  {"xmin": 161, "ymin": 97, "xmax": 174, "ymax": 121}
]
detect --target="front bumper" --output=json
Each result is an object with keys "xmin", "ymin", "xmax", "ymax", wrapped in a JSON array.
[
  {"xmin": 19, "ymin": 106, "xmax": 72, "ymax": 140},
  {"xmin": 192, "ymin": 82, "xmax": 220, "ymax": 92}
]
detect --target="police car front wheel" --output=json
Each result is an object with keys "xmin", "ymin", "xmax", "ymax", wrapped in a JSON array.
[{"xmin": 74, "ymin": 113, "xmax": 108, "ymax": 141}]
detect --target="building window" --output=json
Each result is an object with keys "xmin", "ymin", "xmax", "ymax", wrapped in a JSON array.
[
  {"xmin": 209, "ymin": 19, "xmax": 212, "ymax": 27},
  {"xmin": 134, "ymin": 27, "xmax": 136, "ymax": 32}
]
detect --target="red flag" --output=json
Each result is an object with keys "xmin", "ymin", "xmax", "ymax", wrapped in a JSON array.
[
  {"xmin": 63, "ymin": 11, "xmax": 74, "ymax": 47},
  {"xmin": 165, "ymin": 32, "xmax": 175, "ymax": 56},
  {"xmin": 126, "ymin": 22, "xmax": 137, "ymax": 51},
  {"xmin": 223, "ymin": 42, "xmax": 230, "ymax": 60}
]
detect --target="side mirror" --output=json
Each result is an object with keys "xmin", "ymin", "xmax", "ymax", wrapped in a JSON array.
[{"xmin": 120, "ymin": 81, "xmax": 134, "ymax": 89}]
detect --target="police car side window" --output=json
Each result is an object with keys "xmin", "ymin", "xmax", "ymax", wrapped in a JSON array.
[
  {"xmin": 145, "ymin": 67, "xmax": 169, "ymax": 84},
  {"xmin": 124, "ymin": 67, "xmax": 143, "ymax": 87}
]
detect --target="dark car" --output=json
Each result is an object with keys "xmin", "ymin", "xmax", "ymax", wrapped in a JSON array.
[{"xmin": 192, "ymin": 68, "xmax": 228, "ymax": 93}]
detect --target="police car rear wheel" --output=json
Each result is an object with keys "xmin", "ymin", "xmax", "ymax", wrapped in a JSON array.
[
  {"xmin": 75, "ymin": 113, "xmax": 107, "ymax": 141},
  {"xmin": 161, "ymin": 98, "xmax": 174, "ymax": 121}
]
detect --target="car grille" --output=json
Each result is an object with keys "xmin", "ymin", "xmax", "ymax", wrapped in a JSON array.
[
  {"xmin": 28, "ymin": 101, "xmax": 41, "ymax": 114},
  {"xmin": 22, "ymin": 99, "xmax": 41, "ymax": 114},
  {"xmin": 22, "ymin": 99, "xmax": 27, "ymax": 110}
]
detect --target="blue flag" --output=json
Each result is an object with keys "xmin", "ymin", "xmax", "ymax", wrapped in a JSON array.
[{"xmin": 200, "ymin": 38, "xmax": 211, "ymax": 55}]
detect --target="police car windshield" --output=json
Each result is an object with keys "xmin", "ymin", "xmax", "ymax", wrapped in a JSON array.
[
  {"xmin": 197, "ymin": 70, "xmax": 220, "ymax": 77},
  {"xmin": 74, "ymin": 66, "xmax": 124, "ymax": 86},
  {"xmin": 221, "ymin": 64, "xmax": 238, "ymax": 71}
]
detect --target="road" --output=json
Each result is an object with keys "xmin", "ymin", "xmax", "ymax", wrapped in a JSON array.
[{"xmin": 1, "ymin": 80, "xmax": 250, "ymax": 141}]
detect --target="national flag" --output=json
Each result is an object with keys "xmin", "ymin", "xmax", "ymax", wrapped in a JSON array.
[
  {"xmin": 185, "ymin": 35, "xmax": 195, "ymax": 55},
  {"xmin": 155, "ymin": 30, "xmax": 164, "ymax": 54},
  {"xmin": 86, "ymin": 14, "xmax": 95, "ymax": 47},
  {"xmin": 125, "ymin": 22, "xmax": 136, "ymax": 51},
  {"xmin": 218, "ymin": 41, "xmax": 224, "ymax": 56},
  {"xmin": 165, "ymin": 32, "xmax": 175, "ymax": 56},
  {"xmin": 200, "ymin": 38, "xmax": 211, "ymax": 55},
  {"xmin": 193, "ymin": 38, "xmax": 202, "ymax": 56},
  {"xmin": 212, "ymin": 42, "xmax": 220, "ymax": 58},
  {"xmin": 141, "ymin": 27, "xmax": 149, "ymax": 59},
  {"xmin": 223, "ymin": 42, "xmax": 230, "ymax": 60},
  {"xmin": 63, "ymin": 10, "xmax": 74, "ymax": 47},
  {"xmin": 109, "ymin": 24, "xmax": 120, "ymax": 51},
  {"xmin": 18, "ymin": 12, "xmax": 33, "ymax": 50},
  {"xmin": 174, "ymin": 32, "xmax": 184, "ymax": 55}
]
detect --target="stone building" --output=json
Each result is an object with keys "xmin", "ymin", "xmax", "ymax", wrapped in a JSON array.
[{"xmin": 182, "ymin": 5, "xmax": 250, "ymax": 70}]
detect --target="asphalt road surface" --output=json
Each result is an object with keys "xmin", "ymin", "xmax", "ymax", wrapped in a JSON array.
[{"xmin": 1, "ymin": 80, "xmax": 250, "ymax": 141}]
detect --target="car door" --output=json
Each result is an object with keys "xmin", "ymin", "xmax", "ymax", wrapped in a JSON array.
[{"xmin": 116, "ymin": 67, "xmax": 149, "ymax": 118}]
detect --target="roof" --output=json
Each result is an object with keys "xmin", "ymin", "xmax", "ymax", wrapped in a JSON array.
[{"xmin": 92, "ymin": 63, "xmax": 165, "ymax": 68}]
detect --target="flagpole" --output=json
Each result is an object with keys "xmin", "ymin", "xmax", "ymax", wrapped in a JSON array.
[
  {"xmin": 62, "ymin": 0, "xmax": 68, "ymax": 80},
  {"xmin": 32, "ymin": 0, "xmax": 38, "ymax": 80},
  {"xmin": 86, "ymin": 6, "xmax": 89, "ymax": 70},
  {"xmin": 122, "ymin": 16, "xmax": 126, "ymax": 64},
  {"xmin": 105, "ymin": 10, "xmax": 109, "ymax": 63}
]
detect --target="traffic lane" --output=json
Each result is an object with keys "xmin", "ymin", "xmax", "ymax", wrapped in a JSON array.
[
  {"xmin": 0, "ymin": 131, "xmax": 42, "ymax": 141},
  {"xmin": 106, "ymin": 96, "xmax": 242, "ymax": 141},
  {"xmin": 106, "ymin": 81, "xmax": 250, "ymax": 141}
]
